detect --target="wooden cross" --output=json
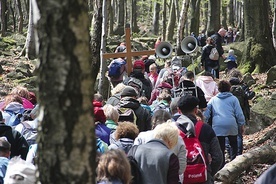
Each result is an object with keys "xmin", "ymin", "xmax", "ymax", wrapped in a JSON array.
[{"xmin": 102, "ymin": 24, "xmax": 156, "ymax": 76}]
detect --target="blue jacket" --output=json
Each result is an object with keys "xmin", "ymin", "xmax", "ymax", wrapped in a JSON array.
[{"xmin": 204, "ymin": 92, "xmax": 245, "ymax": 136}]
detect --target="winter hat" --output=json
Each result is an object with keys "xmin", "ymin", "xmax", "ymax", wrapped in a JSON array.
[
  {"xmin": 148, "ymin": 55, "xmax": 156, "ymax": 61},
  {"xmin": 177, "ymin": 95, "xmax": 200, "ymax": 113},
  {"xmin": 228, "ymin": 49, "xmax": 235, "ymax": 56},
  {"xmin": 121, "ymin": 86, "xmax": 138, "ymax": 97},
  {"xmin": 133, "ymin": 60, "xmax": 145, "ymax": 70},
  {"xmin": 229, "ymin": 77, "xmax": 240, "ymax": 85}
]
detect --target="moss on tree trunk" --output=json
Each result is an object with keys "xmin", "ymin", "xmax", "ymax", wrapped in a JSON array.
[{"xmin": 241, "ymin": 0, "xmax": 276, "ymax": 73}]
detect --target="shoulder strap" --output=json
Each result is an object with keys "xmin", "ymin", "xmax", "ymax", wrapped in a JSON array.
[{"xmin": 195, "ymin": 121, "xmax": 204, "ymax": 138}]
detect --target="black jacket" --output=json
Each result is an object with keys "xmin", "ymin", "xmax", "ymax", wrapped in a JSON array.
[
  {"xmin": 179, "ymin": 80, "xmax": 207, "ymax": 109},
  {"xmin": 119, "ymin": 97, "xmax": 152, "ymax": 132},
  {"xmin": 211, "ymin": 32, "xmax": 224, "ymax": 57},
  {"xmin": 0, "ymin": 123, "xmax": 29, "ymax": 159},
  {"xmin": 201, "ymin": 44, "xmax": 219, "ymax": 68}
]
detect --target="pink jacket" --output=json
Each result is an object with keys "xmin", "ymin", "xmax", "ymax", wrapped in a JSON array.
[{"xmin": 195, "ymin": 76, "xmax": 218, "ymax": 102}]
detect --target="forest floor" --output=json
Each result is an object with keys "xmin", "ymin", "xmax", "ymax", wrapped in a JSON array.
[{"xmin": 0, "ymin": 55, "xmax": 275, "ymax": 184}]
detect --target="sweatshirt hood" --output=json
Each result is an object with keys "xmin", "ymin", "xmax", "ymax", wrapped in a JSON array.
[
  {"xmin": 196, "ymin": 76, "xmax": 215, "ymax": 84},
  {"xmin": 4, "ymin": 102, "xmax": 24, "ymax": 113},
  {"xmin": 217, "ymin": 92, "xmax": 233, "ymax": 99}
]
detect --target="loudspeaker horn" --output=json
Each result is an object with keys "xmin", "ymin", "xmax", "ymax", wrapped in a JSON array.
[
  {"xmin": 156, "ymin": 42, "xmax": 173, "ymax": 58},
  {"xmin": 181, "ymin": 36, "xmax": 199, "ymax": 54}
]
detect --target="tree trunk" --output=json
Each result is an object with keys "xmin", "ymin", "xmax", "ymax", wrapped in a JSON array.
[
  {"xmin": 272, "ymin": 0, "xmax": 276, "ymax": 48},
  {"xmin": 241, "ymin": 0, "xmax": 276, "ymax": 73},
  {"xmin": 176, "ymin": 0, "xmax": 190, "ymax": 55},
  {"xmin": 202, "ymin": 1, "xmax": 208, "ymax": 32},
  {"xmin": 152, "ymin": 1, "xmax": 161, "ymax": 35},
  {"xmin": 221, "ymin": 3, "xmax": 227, "ymax": 29},
  {"xmin": 174, "ymin": 0, "xmax": 179, "ymax": 23},
  {"xmin": 162, "ymin": 0, "xmax": 167, "ymax": 40},
  {"xmin": 166, "ymin": 0, "xmax": 176, "ymax": 41},
  {"xmin": 228, "ymin": 0, "xmax": 234, "ymax": 27},
  {"xmin": 21, "ymin": 0, "xmax": 37, "ymax": 59},
  {"xmin": 207, "ymin": 0, "xmax": 221, "ymax": 34},
  {"xmin": 16, "ymin": 0, "xmax": 24, "ymax": 33},
  {"xmin": 9, "ymin": 1, "xmax": 16, "ymax": 32},
  {"xmin": 215, "ymin": 144, "xmax": 276, "ymax": 183},
  {"xmin": 36, "ymin": 0, "xmax": 95, "ymax": 182},
  {"xmin": 190, "ymin": 0, "xmax": 201, "ymax": 36},
  {"xmin": 114, "ymin": 0, "xmax": 125, "ymax": 35},
  {"xmin": 108, "ymin": 0, "xmax": 113, "ymax": 35},
  {"xmin": 98, "ymin": 0, "xmax": 109, "ymax": 100},
  {"xmin": 1, "ymin": 0, "xmax": 7, "ymax": 36},
  {"xmin": 131, "ymin": 0, "xmax": 139, "ymax": 33}
]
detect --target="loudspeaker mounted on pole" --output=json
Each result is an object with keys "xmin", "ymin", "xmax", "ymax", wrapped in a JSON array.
[
  {"xmin": 156, "ymin": 42, "xmax": 173, "ymax": 58},
  {"xmin": 180, "ymin": 36, "xmax": 199, "ymax": 54}
]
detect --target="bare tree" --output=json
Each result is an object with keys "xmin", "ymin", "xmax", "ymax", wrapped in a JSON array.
[
  {"xmin": 207, "ymin": 0, "xmax": 221, "ymax": 34},
  {"xmin": 273, "ymin": 0, "xmax": 276, "ymax": 48},
  {"xmin": 166, "ymin": 0, "xmax": 176, "ymax": 41},
  {"xmin": 36, "ymin": 0, "xmax": 95, "ymax": 182},
  {"xmin": 176, "ymin": 0, "xmax": 190, "ymax": 54},
  {"xmin": 16, "ymin": 0, "xmax": 24, "ymax": 33},
  {"xmin": 98, "ymin": 0, "xmax": 110, "ymax": 99},
  {"xmin": 114, "ymin": 0, "xmax": 125, "ymax": 35},
  {"xmin": 228, "ymin": 0, "xmax": 235, "ymax": 26},
  {"xmin": 1, "ymin": 0, "xmax": 8, "ymax": 36},
  {"xmin": 152, "ymin": 1, "xmax": 161, "ymax": 35},
  {"xmin": 19, "ymin": 0, "xmax": 38, "ymax": 59},
  {"xmin": 190, "ymin": 0, "xmax": 201, "ymax": 36}
]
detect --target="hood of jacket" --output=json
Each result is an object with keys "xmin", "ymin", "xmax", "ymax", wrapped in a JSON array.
[
  {"xmin": 216, "ymin": 92, "xmax": 233, "ymax": 99},
  {"xmin": 93, "ymin": 100, "xmax": 106, "ymax": 123},
  {"xmin": 4, "ymin": 102, "xmax": 24, "ymax": 113},
  {"xmin": 179, "ymin": 80, "xmax": 195, "ymax": 87},
  {"xmin": 130, "ymin": 71, "xmax": 145, "ymax": 80},
  {"xmin": 196, "ymin": 76, "xmax": 215, "ymax": 84},
  {"xmin": 157, "ymin": 82, "xmax": 173, "ymax": 89},
  {"xmin": 120, "ymin": 97, "xmax": 140, "ymax": 110}
]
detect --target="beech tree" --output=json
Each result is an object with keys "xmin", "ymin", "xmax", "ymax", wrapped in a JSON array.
[
  {"xmin": 36, "ymin": 0, "xmax": 95, "ymax": 183},
  {"xmin": 241, "ymin": 0, "xmax": 276, "ymax": 73}
]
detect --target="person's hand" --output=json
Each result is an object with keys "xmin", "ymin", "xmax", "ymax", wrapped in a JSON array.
[
  {"xmin": 201, "ymin": 66, "xmax": 205, "ymax": 70},
  {"xmin": 208, "ymin": 154, "xmax": 212, "ymax": 163},
  {"xmin": 240, "ymin": 125, "xmax": 245, "ymax": 135}
]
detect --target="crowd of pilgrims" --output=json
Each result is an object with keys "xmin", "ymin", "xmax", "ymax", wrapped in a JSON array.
[{"xmin": 0, "ymin": 27, "xmax": 260, "ymax": 184}]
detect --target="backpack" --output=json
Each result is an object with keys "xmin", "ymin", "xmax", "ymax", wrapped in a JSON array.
[
  {"xmin": 21, "ymin": 121, "xmax": 37, "ymax": 146},
  {"xmin": 127, "ymin": 145, "xmax": 143, "ymax": 184},
  {"xmin": 230, "ymin": 85, "xmax": 248, "ymax": 118},
  {"xmin": 209, "ymin": 47, "xmax": 219, "ymax": 60},
  {"xmin": 117, "ymin": 107, "xmax": 137, "ymax": 124},
  {"xmin": 5, "ymin": 109, "xmax": 24, "ymax": 127},
  {"xmin": 179, "ymin": 121, "xmax": 207, "ymax": 184},
  {"xmin": 108, "ymin": 59, "xmax": 126, "ymax": 78},
  {"xmin": 127, "ymin": 77, "xmax": 143, "ymax": 97}
]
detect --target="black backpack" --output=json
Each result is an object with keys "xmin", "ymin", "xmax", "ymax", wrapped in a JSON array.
[{"xmin": 127, "ymin": 145, "xmax": 143, "ymax": 184}]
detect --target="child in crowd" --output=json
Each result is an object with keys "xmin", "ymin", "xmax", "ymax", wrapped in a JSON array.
[{"xmin": 224, "ymin": 49, "xmax": 237, "ymax": 72}]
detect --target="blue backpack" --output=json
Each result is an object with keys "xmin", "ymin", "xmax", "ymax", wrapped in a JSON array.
[
  {"xmin": 108, "ymin": 59, "xmax": 126, "ymax": 78},
  {"xmin": 5, "ymin": 109, "xmax": 25, "ymax": 127}
]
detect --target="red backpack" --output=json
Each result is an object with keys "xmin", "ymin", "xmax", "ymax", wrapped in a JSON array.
[{"xmin": 179, "ymin": 121, "xmax": 207, "ymax": 184}]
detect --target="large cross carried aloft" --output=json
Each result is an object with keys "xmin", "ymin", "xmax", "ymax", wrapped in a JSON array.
[{"xmin": 102, "ymin": 24, "xmax": 156, "ymax": 75}]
